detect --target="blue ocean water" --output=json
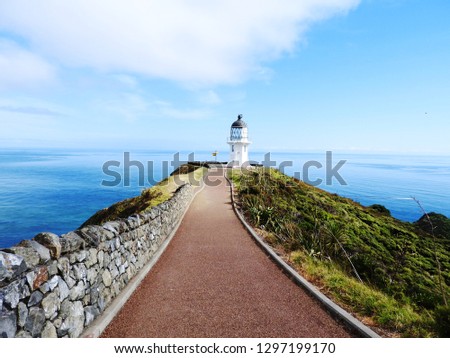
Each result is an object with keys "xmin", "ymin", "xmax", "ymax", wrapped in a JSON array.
[
  {"xmin": 252, "ymin": 151, "xmax": 450, "ymax": 223},
  {"xmin": 0, "ymin": 149, "xmax": 176, "ymax": 249},
  {"xmin": 0, "ymin": 149, "xmax": 449, "ymax": 249}
]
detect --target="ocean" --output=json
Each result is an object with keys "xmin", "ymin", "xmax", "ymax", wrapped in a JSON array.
[{"xmin": 1, "ymin": 149, "xmax": 449, "ymax": 249}]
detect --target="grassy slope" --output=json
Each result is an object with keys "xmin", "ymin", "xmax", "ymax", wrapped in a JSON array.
[
  {"xmin": 230, "ymin": 168, "xmax": 450, "ymax": 337},
  {"xmin": 81, "ymin": 165, "xmax": 206, "ymax": 227}
]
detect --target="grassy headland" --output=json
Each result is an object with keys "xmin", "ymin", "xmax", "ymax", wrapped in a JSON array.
[
  {"xmin": 81, "ymin": 164, "xmax": 207, "ymax": 227},
  {"xmin": 229, "ymin": 167, "xmax": 450, "ymax": 337}
]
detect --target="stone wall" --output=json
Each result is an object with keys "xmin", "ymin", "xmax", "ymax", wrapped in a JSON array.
[{"xmin": 0, "ymin": 184, "xmax": 196, "ymax": 338}]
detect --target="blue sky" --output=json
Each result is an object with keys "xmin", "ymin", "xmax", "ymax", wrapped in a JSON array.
[{"xmin": 0, "ymin": 0, "xmax": 449, "ymax": 154}]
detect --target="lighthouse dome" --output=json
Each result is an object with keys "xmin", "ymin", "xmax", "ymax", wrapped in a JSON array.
[
  {"xmin": 229, "ymin": 114, "xmax": 248, "ymax": 141},
  {"xmin": 231, "ymin": 114, "xmax": 247, "ymax": 128}
]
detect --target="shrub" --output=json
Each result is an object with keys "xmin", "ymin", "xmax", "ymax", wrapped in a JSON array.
[
  {"xmin": 369, "ymin": 204, "xmax": 391, "ymax": 216},
  {"xmin": 434, "ymin": 305, "xmax": 450, "ymax": 337}
]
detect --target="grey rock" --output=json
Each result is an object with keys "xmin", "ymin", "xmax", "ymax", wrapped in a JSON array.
[
  {"xmin": 59, "ymin": 300, "xmax": 84, "ymax": 338},
  {"xmin": 48, "ymin": 275, "xmax": 60, "ymax": 291},
  {"xmin": 69, "ymin": 280, "xmax": 85, "ymax": 301},
  {"xmin": 1, "ymin": 278, "xmax": 29, "ymax": 309},
  {"xmin": 28, "ymin": 290, "xmax": 44, "ymax": 307},
  {"xmin": 52, "ymin": 317, "xmax": 62, "ymax": 330},
  {"xmin": 41, "ymin": 321, "xmax": 58, "ymax": 338},
  {"xmin": 39, "ymin": 282, "xmax": 50, "ymax": 294},
  {"xmin": 59, "ymin": 299, "xmax": 72, "ymax": 320},
  {"xmin": 0, "ymin": 251, "xmax": 27, "ymax": 283},
  {"xmin": 42, "ymin": 292, "xmax": 60, "ymax": 319},
  {"xmin": 26, "ymin": 266, "xmax": 49, "ymax": 291},
  {"xmin": 97, "ymin": 241, "xmax": 109, "ymax": 251},
  {"xmin": 17, "ymin": 301, "xmax": 28, "ymax": 327},
  {"xmin": 25, "ymin": 307, "xmax": 46, "ymax": 337},
  {"xmin": 85, "ymin": 248, "xmax": 98, "ymax": 268},
  {"xmin": 69, "ymin": 250, "xmax": 87, "ymax": 264},
  {"xmin": 33, "ymin": 232, "xmax": 61, "ymax": 259},
  {"xmin": 57, "ymin": 257, "xmax": 70, "ymax": 278},
  {"xmin": 112, "ymin": 281, "xmax": 121, "ymax": 296},
  {"xmin": 28, "ymin": 240, "xmax": 51, "ymax": 263},
  {"xmin": 126, "ymin": 216, "xmax": 139, "ymax": 230},
  {"xmin": 86, "ymin": 267, "xmax": 98, "ymax": 285},
  {"xmin": 58, "ymin": 277, "xmax": 70, "ymax": 301},
  {"xmin": 60, "ymin": 231, "xmax": 85, "ymax": 254},
  {"xmin": 89, "ymin": 284, "xmax": 101, "ymax": 305},
  {"xmin": 47, "ymin": 260, "xmax": 58, "ymax": 276},
  {"xmin": 97, "ymin": 296, "xmax": 105, "ymax": 312},
  {"xmin": 78, "ymin": 226, "xmax": 105, "ymax": 247},
  {"xmin": 84, "ymin": 305, "xmax": 100, "ymax": 326},
  {"xmin": 102, "ymin": 270, "xmax": 112, "ymax": 287},
  {"xmin": 119, "ymin": 264, "xmax": 126, "ymax": 275},
  {"xmin": 69, "ymin": 253, "xmax": 77, "ymax": 264},
  {"xmin": 116, "ymin": 220, "xmax": 128, "ymax": 234},
  {"xmin": 72, "ymin": 263, "xmax": 87, "ymax": 281},
  {"xmin": 114, "ymin": 256, "xmax": 122, "ymax": 267},
  {"xmin": 97, "ymin": 251, "xmax": 104, "ymax": 268},
  {"xmin": 65, "ymin": 275, "xmax": 76, "ymax": 289},
  {"xmin": 149, "ymin": 207, "xmax": 160, "ymax": 220},
  {"xmin": 126, "ymin": 264, "xmax": 136, "ymax": 280},
  {"xmin": 122, "ymin": 275, "xmax": 129, "ymax": 286},
  {"xmin": 75, "ymin": 250, "xmax": 87, "ymax": 262},
  {"xmin": 103, "ymin": 252, "xmax": 111, "ymax": 268},
  {"xmin": 110, "ymin": 265, "xmax": 119, "ymax": 279},
  {"xmin": 100, "ymin": 287, "xmax": 112, "ymax": 307},
  {"xmin": 15, "ymin": 330, "xmax": 32, "ymax": 338},
  {"xmin": 9, "ymin": 243, "xmax": 40, "ymax": 268},
  {"xmin": 0, "ymin": 310, "xmax": 17, "ymax": 338},
  {"xmin": 102, "ymin": 221, "xmax": 120, "ymax": 235}
]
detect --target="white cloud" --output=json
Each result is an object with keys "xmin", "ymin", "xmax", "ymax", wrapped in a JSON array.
[
  {"xmin": 0, "ymin": 97, "xmax": 68, "ymax": 116},
  {"xmin": 153, "ymin": 100, "xmax": 212, "ymax": 120},
  {"xmin": 0, "ymin": 0, "xmax": 360, "ymax": 86},
  {"xmin": 111, "ymin": 74, "xmax": 139, "ymax": 89},
  {"xmin": 198, "ymin": 90, "xmax": 221, "ymax": 105},
  {"xmin": 97, "ymin": 93, "xmax": 149, "ymax": 122},
  {"xmin": 0, "ymin": 104, "xmax": 63, "ymax": 116},
  {"xmin": 0, "ymin": 39, "xmax": 56, "ymax": 90}
]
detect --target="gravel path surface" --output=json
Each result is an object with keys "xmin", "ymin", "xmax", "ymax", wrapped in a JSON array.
[{"xmin": 101, "ymin": 168, "xmax": 353, "ymax": 337}]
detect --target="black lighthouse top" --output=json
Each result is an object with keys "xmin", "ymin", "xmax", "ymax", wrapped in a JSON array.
[
  {"xmin": 231, "ymin": 114, "xmax": 247, "ymax": 128},
  {"xmin": 230, "ymin": 114, "xmax": 248, "ymax": 141}
]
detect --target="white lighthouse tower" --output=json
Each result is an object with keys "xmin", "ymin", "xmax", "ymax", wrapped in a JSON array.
[{"xmin": 227, "ymin": 114, "xmax": 251, "ymax": 167}]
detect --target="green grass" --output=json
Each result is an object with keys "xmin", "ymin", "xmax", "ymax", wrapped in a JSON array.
[
  {"xmin": 289, "ymin": 250, "xmax": 433, "ymax": 337},
  {"xmin": 229, "ymin": 167, "xmax": 450, "ymax": 337},
  {"xmin": 81, "ymin": 165, "xmax": 207, "ymax": 226}
]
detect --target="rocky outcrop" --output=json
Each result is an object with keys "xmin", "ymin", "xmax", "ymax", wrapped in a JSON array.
[{"xmin": 0, "ymin": 184, "xmax": 195, "ymax": 337}]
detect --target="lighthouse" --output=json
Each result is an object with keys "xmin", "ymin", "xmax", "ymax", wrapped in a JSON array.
[{"xmin": 227, "ymin": 114, "xmax": 251, "ymax": 167}]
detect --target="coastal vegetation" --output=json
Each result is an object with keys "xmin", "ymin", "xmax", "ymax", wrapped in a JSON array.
[
  {"xmin": 81, "ymin": 165, "xmax": 206, "ymax": 227},
  {"xmin": 229, "ymin": 167, "xmax": 450, "ymax": 337}
]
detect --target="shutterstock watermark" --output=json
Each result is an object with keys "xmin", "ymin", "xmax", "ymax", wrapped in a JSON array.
[
  {"xmin": 260, "ymin": 151, "xmax": 347, "ymax": 186},
  {"xmin": 101, "ymin": 151, "xmax": 347, "ymax": 187}
]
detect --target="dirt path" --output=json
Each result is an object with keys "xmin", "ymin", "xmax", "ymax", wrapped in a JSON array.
[{"xmin": 101, "ymin": 167, "xmax": 353, "ymax": 337}]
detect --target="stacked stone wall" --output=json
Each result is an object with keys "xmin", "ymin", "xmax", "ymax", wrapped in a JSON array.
[{"xmin": 0, "ymin": 184, "xmax": 195, "ymax": 338}]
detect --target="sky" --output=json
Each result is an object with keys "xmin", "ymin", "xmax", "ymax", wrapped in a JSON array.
[{"xmin": 0, "ymin": 0, "xmax": 449, "ymax": 155}]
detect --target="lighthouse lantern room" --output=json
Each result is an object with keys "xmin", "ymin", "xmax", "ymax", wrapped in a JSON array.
[{"xmin": 227, "ymin": 114, "xmax": 251, "ymax": 167}]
